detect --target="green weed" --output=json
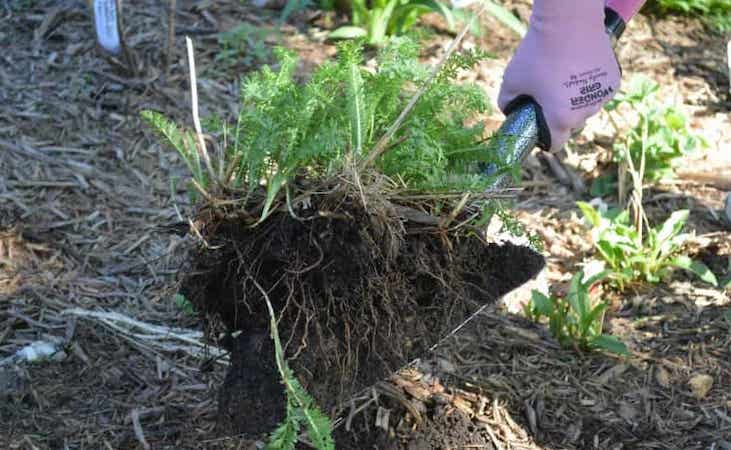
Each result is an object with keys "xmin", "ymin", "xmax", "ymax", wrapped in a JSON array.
[
  {"xmin": 577, "ymin": 201, "xmax": 718, "ymax": 290},
  {"xmin": 524, "ymin": 271, "xmax": 629, "ymax": 356},
  {"xmin": 259, "ymin": 284, "xmax": 335, "ymax": 450},
  {"xmin": 216, "ymin": 24, "xmax": 275, "ymax": 68},
  {"xmin": 605, "ymin": 75, "xmax": 707, "ymax": 184}
]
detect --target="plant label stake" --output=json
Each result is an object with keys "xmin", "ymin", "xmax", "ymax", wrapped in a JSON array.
[
  {"xmin": 91, "ymin": 0, "xmax": 123, "ymax": 55},
  {"xmin": 89, "ymin": 0, "xmax": 137, "ymax": 74}
]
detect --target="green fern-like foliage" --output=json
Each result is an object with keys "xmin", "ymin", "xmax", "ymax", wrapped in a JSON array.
[
  {"xmin": 262, "ymin": 283, "xmax": 335, "ymax": 450},
  {"xmin": 143, "ymin": 37, "xmax": 500, "ymax": 212}
]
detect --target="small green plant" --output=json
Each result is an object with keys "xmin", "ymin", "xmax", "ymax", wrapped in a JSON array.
[
  {"xmin": 328, "ymin": 0, "xmax": 525, "ymax": 45},
  {"xmin": 577, "ymin": 202, "xmax": 718, "ymax": 290},
  {"xmin": 605, "ymin": 75, "xmax": 707, "ymax": 183},
  {"xmin": 174, "ymin": 293, "xmax": 196, "ymax": 315},
  {"xmin": 524, "ymin": 271, "xmax": 629, "ymax": 356},
  {"xmin": 651, "ymin": 0, "xmax": 731, "ymax": 31},
  {"xmin": 216, "ymin": 23, "xmax": 275, "ymax": 68},
  {"xmin": 329, "ymin": 0, "xmax": 460, "ymax": 45}
]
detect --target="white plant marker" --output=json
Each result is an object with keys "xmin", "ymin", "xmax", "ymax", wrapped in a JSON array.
[{"xmin": 92, "ymin": 0, "xmax": 122, "ymax": 55}]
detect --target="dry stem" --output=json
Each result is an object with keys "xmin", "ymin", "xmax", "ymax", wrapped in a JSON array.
[{"xmin": 185, "ymin": 36, "xmax": 217, "ymax": 186}]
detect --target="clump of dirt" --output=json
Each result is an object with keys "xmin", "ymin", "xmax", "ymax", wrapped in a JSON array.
[{"xmin": 180, "ymin": 187, "xmax": 545, "ymax": 438}]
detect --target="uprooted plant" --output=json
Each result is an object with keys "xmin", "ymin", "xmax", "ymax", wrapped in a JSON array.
[
  {"xmin": 144, "ymin": 39, "xmax": 509, "ymax": 209},
  {"xmin": 142, "ymin": 32, "xmax": 544, "ymax": 442}
]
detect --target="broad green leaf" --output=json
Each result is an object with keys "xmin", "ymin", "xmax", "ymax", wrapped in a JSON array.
[
  {"xmin": 583, "ymin": 270, "xmax": 610, "ymax": 288},
  {"xmin": 664, "ymin": 108, "xmax": 685, "ymax": 130},
  {"xmin": 408, "ymin": 0, "xmax": 456, "ymax": 30},
  {"xmin": 582, "ymin": 303, "xmax": 607, "ymax": 337},
  {"xmin": 329, "ymin": 26, "xmax": 368, "ymax": 40},
  {"xmin": 670, "ymin": 256, "xmax": 718, "ymax": 286},
  {"xmin": 567, "ymin": 271, "xmax": 588, "ymax": 319},
  {"xmin": 721, "ymin": 275, "xmax": 731, "ymax": 289},
  {"xmin": 529, "ymin": 290, "xmax": 554, "ymax": 317},
  {"xmin": 656, "ymin": 210, "xmax": 689, "ymax": 247},
  {"xmin": 577, "ymin": 202, "xmax": 601, "ymax": 227},
  {"xmin": 596, "ymin": 241, "xmax": 621, "ymax": 268},
  {"xmin": 378, "ymin": 0, "xmax": 400, "ymax": 40},
  {"xmin": 591, "ymin": 335, "xmax": 631, "ymax": 356},
  {"xmin": 480, "ymin": 0, "xmax": 526, "ymax": 36}
]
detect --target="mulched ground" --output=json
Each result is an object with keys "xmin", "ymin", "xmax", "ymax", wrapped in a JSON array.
[{"xmin": 1, "ymin": 0, "xmax": 729, "ymax": 449}]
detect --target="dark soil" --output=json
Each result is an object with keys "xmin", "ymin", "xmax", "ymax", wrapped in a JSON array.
[{"xmin": 180, "ymin": 192, "xmax": 545, "ymax": 439}]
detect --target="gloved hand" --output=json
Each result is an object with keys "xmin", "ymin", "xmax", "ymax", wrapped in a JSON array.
[{"xmin": 497, "ymin": 0, "xmax": 621, "ymax": 152}]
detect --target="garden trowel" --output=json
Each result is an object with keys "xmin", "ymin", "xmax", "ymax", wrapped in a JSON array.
[
  {"xmin": 424, "ymin": 1, "xmax": 647, "ymax": 347},
  {"xmin": 479, "ymin": 1, "xmax": 646, "ymax": 189}
]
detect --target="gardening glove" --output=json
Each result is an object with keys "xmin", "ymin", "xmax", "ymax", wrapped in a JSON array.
[
  {"xmin": 497, "ymin": 0, "xmax": 621, "ymax": 152},
  {"xmin": 606, "ymin": 0, "xmax": 646, "ymax": 22}
]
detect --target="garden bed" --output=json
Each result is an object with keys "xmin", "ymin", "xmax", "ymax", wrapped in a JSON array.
[{"xmin": 0, "ymin": 1, "xmax": 728, "ymax": 449}]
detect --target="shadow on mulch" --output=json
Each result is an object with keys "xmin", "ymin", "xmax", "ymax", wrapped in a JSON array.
[{"xmin": 647, "ymin": 17, "xmax": 731, "ymax": 111}]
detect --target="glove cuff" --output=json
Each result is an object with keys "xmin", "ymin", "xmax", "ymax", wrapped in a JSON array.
[{"xmin": 531, "ymin": 0, "xmax": 605, "ymax": 19}]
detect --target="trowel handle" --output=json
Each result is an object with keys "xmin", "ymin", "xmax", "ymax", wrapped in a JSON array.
[{"xmin": 485, "ymin": 5, "xmax": 640, "ymax": 187}]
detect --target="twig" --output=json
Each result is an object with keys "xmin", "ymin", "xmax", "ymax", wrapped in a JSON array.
[
  {"xmin": 62, "ymin": 308, "xmax": 229, "ymax": 364},
  {"xmin": 130, "ymin": 409, "xmax": 151, "ymax": 450},
  {"xmin": 440, "ymin": 192, "xmax": 471, "ymax": 229},
  {"xmin": 185, "ymin": 37, "xmax": 217, "ymax": 185},
  {"xmin": 361, "ymin": 4, "xmax": 486, "ymax": 169}
]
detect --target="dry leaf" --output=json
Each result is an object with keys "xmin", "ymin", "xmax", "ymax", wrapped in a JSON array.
[
  {"xmin": 598, "ymin": 364, "xmax": 627, "ymax": 385},
  {"xmin": 375, "ymin": 407, "xmax": 390, "ymax": 431},
  {"xmin": 688, "ymin": 374, "xmax": 714, "ymax": 399},
  {"xmin": 656, "ymin": 366, "xmax": 671, "ymax": 388}
]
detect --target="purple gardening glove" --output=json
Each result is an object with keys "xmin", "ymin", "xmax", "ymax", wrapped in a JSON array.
[
  {"xmin": 606, "ymin": 0, "xmax": 646, "ymax": 22},
  {"xmin": 497, "ymin": 0, "xmax": 621, "ymax": 152}
]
